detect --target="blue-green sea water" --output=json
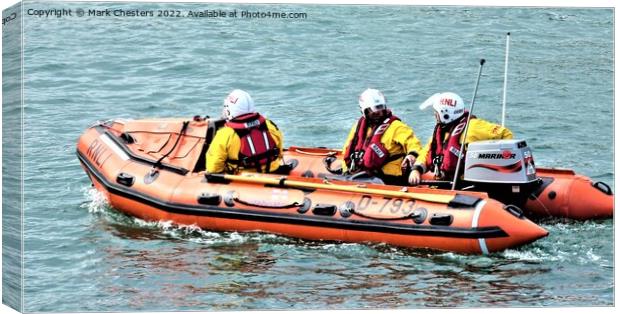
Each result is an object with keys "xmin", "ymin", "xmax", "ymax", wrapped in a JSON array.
[{"xmin": 4, "ymin": 1, "xmax": 615, "ymax": 311}]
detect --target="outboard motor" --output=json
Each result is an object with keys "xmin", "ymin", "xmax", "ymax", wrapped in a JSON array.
[{"xmin": 464, "ymin": 139, "xmax": 540, "ymax": 208}]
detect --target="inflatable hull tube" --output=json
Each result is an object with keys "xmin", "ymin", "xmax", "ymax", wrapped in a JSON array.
[{"xmin": 77, "ymin": 120, "xmax": 548, "ymax": 254}]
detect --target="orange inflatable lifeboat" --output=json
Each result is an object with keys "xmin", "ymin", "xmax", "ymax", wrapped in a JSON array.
[
  {"xmin": 76, "ymin": 118, "xmax": 548, "ymax": 254},
  {"xmin": 285, "ymin": 145, "xmax": 614, "ymax": 221}
]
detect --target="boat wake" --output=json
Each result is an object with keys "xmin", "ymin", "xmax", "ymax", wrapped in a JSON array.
[
  {"xmin": 130, "ymin": 219, "xmax": 224, "ymax": 241},
  {"xmin": 500, "ymin": 246, "xmax": 566, "ymax": 262},
  {"xmin": 127, "ymin": 217, "xmax": 295, "ymax": 246},
  {"xmin": 80, "ymin": 187, "xmax": 110, "ymax": 213},
  {"xmin": 500, "ymin": 220, "xmax": 609, "ymax": 265},
  {"xmin": 79, "ymin": 187, "xmax": 609, "ymax": 266}
]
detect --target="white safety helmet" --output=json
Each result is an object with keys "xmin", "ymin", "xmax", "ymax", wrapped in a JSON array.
[
  {"xmin": 223, "ymin": 89, "xmax": 256, "ymax": 120},
  {"xmin": 419, "ymin": 92, "xmax": 465, "ymax": 124},
  {"xmin": 358, "ymin": 88, "xmax": 387, "ymax": 115}
]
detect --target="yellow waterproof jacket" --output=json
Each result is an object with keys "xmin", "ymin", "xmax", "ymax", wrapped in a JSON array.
[
  {"xmin": 341, "ymin": 119, "xmax": 422, "ymax": 176},
  {"xmin": 206, "ymin": 119, "xmax": 283, "ymax": 173},
  {"xmin": 415, "ymin": 118, "xmax": 513, "ymax": 171}
]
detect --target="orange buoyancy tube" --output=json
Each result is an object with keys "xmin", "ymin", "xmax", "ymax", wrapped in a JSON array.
[
  {"xmin": 77, "ymin": 122, "xmax": 548, "ymax": 254},
  {"xmin": 524, "ymin": 168, "xmax": 613, "ymax": 220}
]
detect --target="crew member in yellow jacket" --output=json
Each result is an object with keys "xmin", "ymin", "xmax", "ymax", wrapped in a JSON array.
[
  {"xmin": 408, "ymin": 92, "xmax": 513, "ymax": 186},
  {"xmin": 341, "ymin": 88, "xmax": 423, "ymax": 185},
  {"xmin": 206, "ymin": 89, "xmax": 284, "ymax": 174}
]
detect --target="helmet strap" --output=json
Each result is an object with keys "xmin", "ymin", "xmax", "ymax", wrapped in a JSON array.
[{"xmin": 441, "ymin": 118, "xmax": 457, "ymax": 128}]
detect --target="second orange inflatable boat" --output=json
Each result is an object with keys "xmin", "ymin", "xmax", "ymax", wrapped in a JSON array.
[{"xmin": 285, "ymin": 147, "xmax": 614, "ymax": 221}]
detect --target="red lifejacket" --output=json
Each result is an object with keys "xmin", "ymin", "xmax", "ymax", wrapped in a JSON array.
[
  {"xmin": 226, "ymin": 113, "xmax": 280, "ymax": 173},
  {"xmin": 425, "ymin": 112, "xmax": 472, "ymax": 178},
  {"xmin": 343, "ymin": 112, "xmax": 401, "ymax": 173}
]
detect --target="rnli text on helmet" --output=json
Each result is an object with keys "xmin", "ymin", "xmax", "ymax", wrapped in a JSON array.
[{"xmin": 440, "ymin": 98, "xmax": 458, "ymax": 107}]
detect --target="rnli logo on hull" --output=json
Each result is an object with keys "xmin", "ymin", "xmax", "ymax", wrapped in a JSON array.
[{"xmin": 86, "ymin": 139, "xmax": 112, "ymax": 167}]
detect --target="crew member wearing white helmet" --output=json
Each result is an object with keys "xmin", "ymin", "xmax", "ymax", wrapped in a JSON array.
[
  {"xmin": 341, "ymin": 88, "xmax": 422, "ymax": 185},
  {"xmin": 408, "ymin": 92, "xmax": 513, "ymax": 186},
  {"xmin": 206, "ymin": 89, "xmax": 283, "ymax": 173}
]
